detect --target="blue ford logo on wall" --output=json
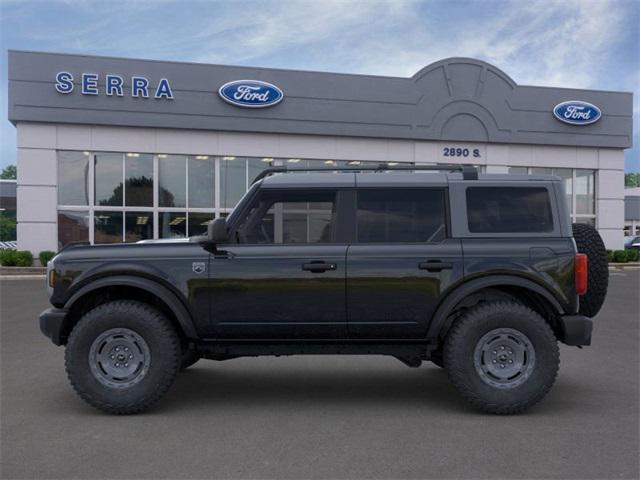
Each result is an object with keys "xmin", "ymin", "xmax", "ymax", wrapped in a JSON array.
[
  {"xmin": 218, "ymin": 80, "xmax": 284, "ymax": 108},
  {"xmin": 553, "ymin": 100, "xmax": 601, "ymax": 125}
]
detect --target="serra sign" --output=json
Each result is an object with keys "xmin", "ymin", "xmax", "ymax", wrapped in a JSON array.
[{"xmin": 55, "ymin": 72, "xmax": 174, "ymax": 99}]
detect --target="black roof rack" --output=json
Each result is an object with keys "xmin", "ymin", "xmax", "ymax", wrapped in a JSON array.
[{"xmin": 252, "ymin": 163, "xmax": 478, "ymax": 184}]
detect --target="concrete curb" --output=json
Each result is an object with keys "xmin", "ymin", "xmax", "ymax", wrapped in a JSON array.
[
  {"xmin": 0, "ymin": 275, "xmax": 46, "ymax": 280},
  {"xmin": 608, "ymin": 263, "xmax": 640, "ymax": 270},
  {"xmin": 0, "ymin": 267, "xmax": 46, "ymax": 276}
]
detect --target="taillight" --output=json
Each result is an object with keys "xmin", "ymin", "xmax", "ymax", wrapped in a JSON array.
[{"xmin": 575, "ymin": 253, "xmax": 588, "ymax": 295}]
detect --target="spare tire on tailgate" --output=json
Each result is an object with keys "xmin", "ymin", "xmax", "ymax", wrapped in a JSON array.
[{"xmin": 572, "ymin": 223, "xmax": 609, "ymax": 317}]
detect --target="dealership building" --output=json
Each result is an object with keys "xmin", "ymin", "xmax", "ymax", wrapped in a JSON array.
[{"xmin": 7, "ymin": 50, "xmax": 633, "ymax": 252}]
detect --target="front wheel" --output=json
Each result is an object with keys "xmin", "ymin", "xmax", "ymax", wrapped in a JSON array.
[
  {"xmin": 444, "ymin": 301, "xmax": 559, "ymax": 414},
  {"xmin": 65, "ymin": 300, "xmax": 181, "ymax": 414}
]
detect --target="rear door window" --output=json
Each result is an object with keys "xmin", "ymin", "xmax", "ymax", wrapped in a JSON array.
[
  {"xmin": 356, "ymin": 188, "xmax": 447, "ymax": 243},
  {"xmin": 466, "ymin": 187, "xmax": 554, "ymax": 233}
]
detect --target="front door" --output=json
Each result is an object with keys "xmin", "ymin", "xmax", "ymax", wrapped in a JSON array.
[
  {"xmin": 208, "ymin": 188, "xmax": 349, "ymax": 339},
  {"xmin": 346, "ymin": 188, "xmax": 464, "ymax": 339}
]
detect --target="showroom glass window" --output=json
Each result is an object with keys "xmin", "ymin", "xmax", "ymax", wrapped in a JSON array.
[
  {"xmin": 188, "ymin": 156, "xmax": 215, "ymax": 208},
  {"xmin": 158, "ymin": 155, "xmax": 186, "ymax": 208},
  {"xmin": 94, "ymin": 153, "xmax": 123, "ymax": 206},
  {"xmin": 220, "ymin": 157, "xmax": 247, "ymax": 209},
  {"xmin": 57, "ymin": 210, "xmax": 89, "ymax": 249},
  {"xmin": 58, "ymin": 151, "xmax": 89, "ymax": 206},
  {"xmin": 124, "ymin": 153, "xmax": 153, "ymax": 207},
  {"xmin": 508, "ymin": 167, "xmax": 595, "ymax": 225},
  {"xmin": 57, "ymin": 151, "xmax": 387, "ymax": 245}
]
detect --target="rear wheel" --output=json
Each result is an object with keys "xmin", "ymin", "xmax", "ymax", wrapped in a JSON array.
[
  {"xmin": 444, "ymin": 301, "xmax": 559, "ymax": 414},
  {"xmin": 65, "ymin": 300, "xmax": 181, "ymax": 414},
  {"xmin": 572, "ymin": 223, "xmax": 609, "ymax": 317}
]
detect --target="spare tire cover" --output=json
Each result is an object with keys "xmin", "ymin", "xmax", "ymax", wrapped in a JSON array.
[{"xmin": 572, "ymin": 223, "xmax": 609, "ymax": 317}]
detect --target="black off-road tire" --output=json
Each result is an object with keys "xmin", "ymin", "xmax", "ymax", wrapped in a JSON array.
[
  {"xmin": 180, "ymin": 349, "xmax": 200, "ymax": 370},
  {"xmin": 444, "ymin": 301, "xmax": 559, "ymax": 414},
  {"xmin": 572, "ymin": 223, "xmax": 609, "ymax": 317},
  {"xmin": 65, "ymin": 300, "xmax": 181, "ymax": 415}
]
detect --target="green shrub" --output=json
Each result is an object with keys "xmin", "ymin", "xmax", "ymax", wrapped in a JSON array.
[
  {"xmin": 606, "ymin": 249, "xmax": 613, "ymax": 262},
  {"xmin": 39, "ymin": 250, "xmax": 56, "ymax": 266},
  {"xmin": 0, "ymin": 249, "xmax": 17, "ymax": 266},
  {"xmin": 626, "ymin": 249, "xmax": 639, "ymax": 262},
  {"xmin": 612, "ymin": 250, "xmax": 628, "ymax": 263},
  {"xmin": 14, "ymin": 250, "xmax": 34, "ymax": 267}
]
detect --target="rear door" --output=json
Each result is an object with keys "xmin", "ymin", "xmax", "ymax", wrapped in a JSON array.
[{"xmin": 346, "ymin": 187, "xmax": 463, "ymax": 339}]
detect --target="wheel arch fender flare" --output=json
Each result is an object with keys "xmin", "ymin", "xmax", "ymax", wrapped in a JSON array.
[
  {"xmin": 426, "ymin": 275, "xmax": 564, "ymax": 342},
  {"xmin": 64, "ymin": 275, "xmax": 198, "ymax": 339}
]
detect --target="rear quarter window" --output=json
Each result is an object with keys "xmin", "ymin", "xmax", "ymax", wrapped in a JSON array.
[{"xmin": 466, "ymin": 187, "xmax": 554, "ymax": 233}]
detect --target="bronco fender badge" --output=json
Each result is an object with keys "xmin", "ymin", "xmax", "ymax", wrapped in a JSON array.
[{"xmin": 192, "ymin": 262, "xmax": 206, "ymax": 274}]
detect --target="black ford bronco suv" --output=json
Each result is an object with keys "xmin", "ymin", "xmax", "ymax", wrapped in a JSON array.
[{"xmin": 40, "ymin": 164, "xmax": 609, "ymax": 415}]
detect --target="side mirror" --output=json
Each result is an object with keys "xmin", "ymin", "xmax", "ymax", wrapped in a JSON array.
[{"xmin": 207, "ymin": 217, "xmax": 229, "ymax": 243}]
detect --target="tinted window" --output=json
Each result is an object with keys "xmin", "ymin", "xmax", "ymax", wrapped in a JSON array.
[
  {"xmin": 124, "ymin": 154, "xmax": 153, "ymax": 207},
  {"xmin": 188, "ymin": 156, "xmax": 215, "ymax": 208},
  {"xmin": 95, "ymin": 153, "xmax": 123, "ymax": 206},
  {"xmin": 58, "ymin": 151, "xmax": 89, "ymax": 205},
  {"xmin": 57, "ymin": 210, "xmax": 89, "ymax": 248},
  {"xmin": 158, "ymin": 155, "xmax": 186, "ymax": 208},
  {"xmin": 94, "ymin": 211, "xmax": 123, "ymax": 243},
  {"xmin": 188, "ymin": 212, "xmax": 215, "ymax": 237},
  {"xmin": 356, "ymin": 189, "xmax": 446, "ymax": 243},
  {"xmin": 159, "ymin": 212, "xmax": 186, "ymax": 239},
  {"xmin": 235, "ymin": 190, "xmax": 337, "ymax": 244},
  {"xmin": 467, "ymin": 187, "xmax": 553, "ymax": 233},
  {"xmin": 125, "ymin": 212, "xmax": 153, "ymax": 242}
]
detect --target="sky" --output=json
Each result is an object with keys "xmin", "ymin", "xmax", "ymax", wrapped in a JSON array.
[{"xmin": 1, "ymin": 0, "xmax": 638, "ymax": 171}]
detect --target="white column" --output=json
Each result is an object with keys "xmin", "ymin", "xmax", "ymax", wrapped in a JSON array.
[
  {"xmin": 16, "ymin": 123, "xmax": 58, "ymax": 256},
  {"xmin": 596, "ymin": 149, "xmax": 625, "ymax": 249}
]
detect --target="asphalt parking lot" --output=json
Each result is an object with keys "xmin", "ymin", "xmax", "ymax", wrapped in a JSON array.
[{"xmin": 1, "ymin": 272, "xmax": 638, "ymax": 479}]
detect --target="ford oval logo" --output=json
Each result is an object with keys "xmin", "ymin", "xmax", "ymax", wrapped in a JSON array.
[
  {"xmin": 218, "ymin": 80, "xmax": 283, "ymax": 108},
  {"xmin": 553, "ymin": 100, "xmax": 601, "ymax": 125}
]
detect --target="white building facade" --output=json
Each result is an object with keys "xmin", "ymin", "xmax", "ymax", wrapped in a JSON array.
[{"xmin": 8, "ymin": 51, "xmax": 633, "ymax": 252}]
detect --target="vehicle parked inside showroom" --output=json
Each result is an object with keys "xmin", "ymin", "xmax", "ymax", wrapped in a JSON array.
[{"xmin": 39, "ymin": 164, "xmax": 609, "ymax": 415}]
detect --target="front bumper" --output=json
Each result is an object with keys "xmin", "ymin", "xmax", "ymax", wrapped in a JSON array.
[
  {"xmin": 39, "ymin": 308, "xmax": 69, "ymax": 346},
  {"xmin": 559, "ymin": 314, "xmax": 593, "ymax": 346}
]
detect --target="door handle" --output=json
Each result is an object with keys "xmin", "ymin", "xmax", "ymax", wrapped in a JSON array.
[
  {"xmin": 418, "ymin": 261, "xmax": 453, "ymax": 272},
  {"xmin": 302, "ymin": 262, "xmax": 337, "ymax": 273}
]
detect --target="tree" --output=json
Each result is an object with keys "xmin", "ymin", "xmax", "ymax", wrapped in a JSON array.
[
  {"xmin": 1, "ymin": 165, "xmax": 16, "ymax": 179},
  {"xmin": 625, "ymin": 173, "xmax": 640, "ymax": 188},
  {"xmin": 0, "ymin": 215, "xmax": 16, "ymax": 241}
]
